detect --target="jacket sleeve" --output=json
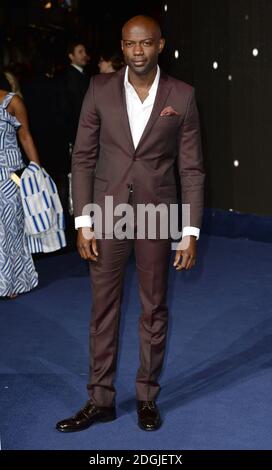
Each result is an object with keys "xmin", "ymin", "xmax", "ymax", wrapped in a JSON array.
[
  {"xmin": 71, "ymin": 76, "xmax": 100, "ymax": 218},
  {"xmin": 177, "ymin": 88, "xmax": 205, "ymax": 229}
]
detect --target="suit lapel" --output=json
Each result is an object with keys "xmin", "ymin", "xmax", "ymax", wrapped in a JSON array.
[
  {"xmin": 112, "ymin": 68, "xmax": 172, "ymax": 154},
  {"xmin": 113, "ymin": 67, "xmax": 135, "ymax": 154},
  {"xmin": 136, "ymin": 71, "xmax": 171, "ymax": 151}
]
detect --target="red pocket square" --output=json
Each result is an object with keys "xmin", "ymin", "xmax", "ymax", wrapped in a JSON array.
[{"xmin": 160, "ymin": 106, "xmax": 180, "ymax": 116}]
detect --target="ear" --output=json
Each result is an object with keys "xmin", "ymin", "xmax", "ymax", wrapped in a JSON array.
[
  {"xmin": 158, "ymin": 38, "xmax": 165, "ymax": 54},
  {"xmin": 68, "ymin": 53, "xmax": 74, "ymax": 62},
  {"xmin": 120, "ymin": 40, "xmax": 124, "ymax": 51}
]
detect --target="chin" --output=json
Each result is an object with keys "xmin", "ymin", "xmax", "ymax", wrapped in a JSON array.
[{"xmin": 131, "ymin": 65, "xmax": 149, "ymax": 75}]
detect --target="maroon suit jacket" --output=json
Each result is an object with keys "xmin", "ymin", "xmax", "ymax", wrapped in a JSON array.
[{"xmin": 72, "ymin": 66, "xmax": 205, "ymax": 236}]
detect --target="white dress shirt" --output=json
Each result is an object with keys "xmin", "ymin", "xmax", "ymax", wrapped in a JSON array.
[
  {"xmin": 124, "ymin": 65, "xmax": 160, "ymax": 149},
  {"xmin": 75, "ymin": 65, "xmax": 200, "ymax": 239}
]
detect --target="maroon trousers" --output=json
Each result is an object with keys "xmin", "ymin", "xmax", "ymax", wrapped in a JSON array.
[{"xmin": 88, "ymin": 222, "xmax": 172, "ymax": 406}]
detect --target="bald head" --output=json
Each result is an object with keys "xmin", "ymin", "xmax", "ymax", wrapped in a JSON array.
[
  {"xmin": 121, "ymin": 15, "xmax": 165, "ymax": 77},
  {"xmin": 122, "ymin": 15, "xmax": 162, "ymax": 41}
]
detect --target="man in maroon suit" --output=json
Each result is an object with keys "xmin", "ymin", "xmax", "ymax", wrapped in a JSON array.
[{"xmin": 56, "ymin": 15, "xmax": 205, "ymax": 433}]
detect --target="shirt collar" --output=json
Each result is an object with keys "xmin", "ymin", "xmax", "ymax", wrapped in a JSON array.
[
  {"xmin": 71, "ymin": 63, "xmax": 84, "ymax": 74},
  {"xmin": 124, "ymin": 65, "xmax": 160, "ymax": 99}
]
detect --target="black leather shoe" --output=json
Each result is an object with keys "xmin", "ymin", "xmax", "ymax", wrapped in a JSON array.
[
  {"xmin": 56, "ymin": 400, "xmax": 116, "ymax": 433},
  {"xmin": 137, "ymin": 400, "xmax": 161, "ymax": 431}
]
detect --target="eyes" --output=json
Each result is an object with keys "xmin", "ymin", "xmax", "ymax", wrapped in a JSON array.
[{"xmin": 123, "ymin": 40, "xmax": 153, "ymax": 48}]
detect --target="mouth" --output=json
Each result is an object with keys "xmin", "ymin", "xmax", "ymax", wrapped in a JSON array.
[{"xmin": 132, "ymin": 60, "xmax": 146, "ymax": 66}]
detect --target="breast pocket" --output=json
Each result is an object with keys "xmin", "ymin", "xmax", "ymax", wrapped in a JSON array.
[{"xmin": 156, "ymin": 115, "xmax": 181, "ymax": 128}]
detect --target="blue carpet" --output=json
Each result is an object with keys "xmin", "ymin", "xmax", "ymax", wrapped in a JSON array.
[
  {"xmin": 1, "ymin": 235, "xmax": 272, "ymax": 450},
  {"xmin": 202, "ymin": 208, "xmax": 272, "ymax": 243}
]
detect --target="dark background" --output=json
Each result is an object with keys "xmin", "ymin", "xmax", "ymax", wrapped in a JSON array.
[{"xmin": 1, "ymin": 0, "xmax": 271, "ymax": 216}]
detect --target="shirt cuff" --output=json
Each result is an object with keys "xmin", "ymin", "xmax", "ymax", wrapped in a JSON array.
[
  {"xmin": 75, "ymin": 215, "xmax": 93, "ymax": 229},
  {"xmin": 182, "ymin": 226, "xmax": 200, "ymax": 240}
]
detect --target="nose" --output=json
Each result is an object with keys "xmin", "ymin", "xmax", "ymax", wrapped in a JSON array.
[{"xmin": 133, "ymin": 44, "xmax": 144, "ymax": 55}]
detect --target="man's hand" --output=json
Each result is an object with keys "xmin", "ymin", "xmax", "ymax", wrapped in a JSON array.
[
  {"xmin": 173, "ymin": 236, "xmax": 197, "ymax": 271},
  {"xmin": 77, "ymin": 227, "xmax": 99, "ymax": 262}
]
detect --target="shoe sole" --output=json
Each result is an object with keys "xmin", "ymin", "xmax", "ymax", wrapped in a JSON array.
[{"xmin": 56, "ymin": 414, "xmax": 117, "ymax": 433}]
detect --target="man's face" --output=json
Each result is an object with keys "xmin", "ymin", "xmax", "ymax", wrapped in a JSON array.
[
  {"xmin": 121, "ymin": 22, "xmax": 165, "ymax": 76},
  {"xmin": 69, "ymin": 45, "xmax": 89, "ymax": 67}
]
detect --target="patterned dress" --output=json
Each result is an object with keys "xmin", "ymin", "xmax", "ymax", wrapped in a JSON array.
[{"xmin": 0, "ymin": 92, "xmax": 38, "ymax": 296}]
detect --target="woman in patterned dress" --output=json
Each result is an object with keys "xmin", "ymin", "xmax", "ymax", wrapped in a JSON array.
[{"xmin": 0, "ymin": 72, "xmax": 40, "ymax": 298}]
